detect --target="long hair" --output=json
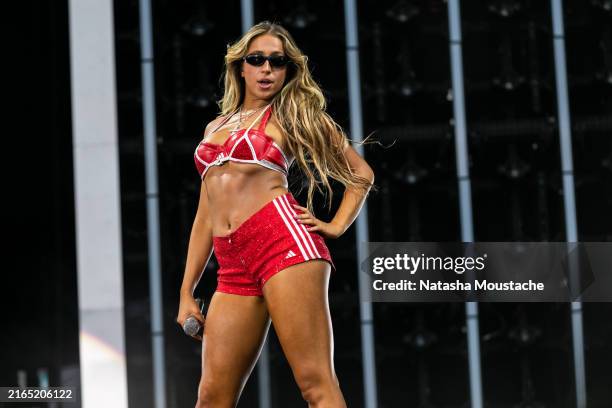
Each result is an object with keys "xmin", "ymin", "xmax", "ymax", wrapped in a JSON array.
[{"xmin": 217, "ymin": 20, "xmax": 377, "ymax": 214}]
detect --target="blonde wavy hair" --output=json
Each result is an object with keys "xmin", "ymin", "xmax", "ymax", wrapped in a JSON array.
[{"xmin": 216, "ymin": 20, "xmax": 378, "ymax": 214}]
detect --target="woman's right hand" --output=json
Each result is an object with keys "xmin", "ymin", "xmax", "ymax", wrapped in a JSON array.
[{"xmin": 176, "ymin": 293, "xmax": 206, "ymax": 341}]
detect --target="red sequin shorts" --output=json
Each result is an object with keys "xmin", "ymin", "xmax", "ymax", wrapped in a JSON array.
[{"xmin": 212, "ymin": 192, "xmax": 336, "ymax": 296}]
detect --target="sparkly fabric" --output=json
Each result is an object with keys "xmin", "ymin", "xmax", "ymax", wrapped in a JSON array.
[{"xmin": 212, "ymin": 192, "xmax": 336, "ymax": 297}]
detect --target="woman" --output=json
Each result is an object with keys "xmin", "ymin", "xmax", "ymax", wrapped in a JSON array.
[{"xmin": 177, "ymin": 20, "xmax": 375, "ymax": 408}]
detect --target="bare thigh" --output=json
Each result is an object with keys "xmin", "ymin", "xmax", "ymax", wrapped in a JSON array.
[
  {"xmin": 261, "ymin": 260, "xmax": 338, "ymax": 382},
  {"xmin": 199, "ymin": 291, "xmax": 271, "ymax": 404}
]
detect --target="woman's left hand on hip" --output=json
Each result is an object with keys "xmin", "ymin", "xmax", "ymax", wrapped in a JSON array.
[{"xmin": 292, "ymin": 204, "xmax": 343, "ymax": 239}]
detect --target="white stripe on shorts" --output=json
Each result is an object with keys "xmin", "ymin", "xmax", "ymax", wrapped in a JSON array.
[
  {"xmin": 276, "ymin": 196, "xmax": 317, "ymax": 259},
  {"xmin": 280, "ymin": 195, "xmax": 322, "ymax": 258},
  {"xmin": 273, "ymin": 196, "xmax": 310, "ymax": 260}
]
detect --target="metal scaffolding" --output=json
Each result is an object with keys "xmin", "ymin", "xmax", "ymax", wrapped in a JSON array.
[
  {"xmin": 447, "ymin": 1, "xmax": 484, "ymax": 407},
  {"xmin": 550, "ymin": 0, "xmax": 587, "ymax": 406},
  {"xmin": 344, "ymin": 1, "xmax": 379, "ymax": 407}
]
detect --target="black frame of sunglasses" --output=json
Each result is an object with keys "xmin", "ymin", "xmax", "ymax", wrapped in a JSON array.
[{"xmin": 242, "ymin": 54, "xmax": 291, "ymax": 68}]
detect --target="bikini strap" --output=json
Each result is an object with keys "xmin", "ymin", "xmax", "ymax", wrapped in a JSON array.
[
  {"xmin": 257, "ymin": 104, "xmax": 273, "ymax": 133},
  {"xmin": 244, "ymin": 103, "xmax": 272, "ymax": 135}
]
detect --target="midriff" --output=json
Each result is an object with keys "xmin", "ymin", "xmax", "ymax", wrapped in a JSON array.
[{"xmin": 204, "ymin": 160, "xmax": 289, "ymax": 238}]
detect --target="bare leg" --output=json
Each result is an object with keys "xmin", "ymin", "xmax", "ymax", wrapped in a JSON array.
[
  {"xmin": 196, "ymin": 291, "xmax": 271, "ymax": 408},
  {"xmin": 262, "ymin": 260, "xmax": 347, "ymax": 408}
]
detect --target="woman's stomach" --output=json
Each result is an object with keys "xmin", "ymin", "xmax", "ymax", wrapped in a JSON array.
[{"xmin": 203, "ymin": 161, "xmax": 289, "ymax": 237}]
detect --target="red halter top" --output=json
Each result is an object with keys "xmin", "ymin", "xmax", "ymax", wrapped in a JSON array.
[{"xmin": 194, "ymin": 104, "xmax": 293, "ymax": 180}]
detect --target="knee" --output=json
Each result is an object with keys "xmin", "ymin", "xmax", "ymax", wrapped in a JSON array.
[
  {"xmin": 194, "ymin": 386, "xmax": 215, "ymax": 408},
  {"xmin": 195, "ymin": 380, "xmax": 229, "ymax": 408},
  {"xmin": 294, "ymin": 365, "xmax": 339, "ymax": 403}
]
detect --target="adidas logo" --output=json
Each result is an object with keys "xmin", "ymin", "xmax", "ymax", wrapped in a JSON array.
[{"xmin": 285, "ymin": 250, "xmax": 296, "ymax": 259}]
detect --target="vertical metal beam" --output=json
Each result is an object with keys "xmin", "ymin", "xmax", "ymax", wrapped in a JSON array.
[
  {"xmin": 255, "ymin": 327, "xmax": 272, "ymax": 408},
  {"xmin": 237, "ymin": 5, "xmax": 272, "ymax": 408},
  {"xmin": 138, "ymin": 1, "xmax": 167, "ymax": 407},
  {"xmin": 550, "ymin": 1, "xmax": 587, "ymax": 406},
  {"xmin": 68, "ymin": 0, "xmax": 129, "ymax": 406},
  {"xmin": 241, "ymin": 0, "xmax": 254, "ymax": 34},
  {"xmin": 447, "ymin": 2, "xmax": 484, "ymax": 407},
  {"xmin": 344, "ymin": 1, "xmax": 379, "ymax": 407}
]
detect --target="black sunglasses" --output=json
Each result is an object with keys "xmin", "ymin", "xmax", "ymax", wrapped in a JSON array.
[{"xmin": 243, "ymin": 54, "xmax": 290, "ymax": 68}]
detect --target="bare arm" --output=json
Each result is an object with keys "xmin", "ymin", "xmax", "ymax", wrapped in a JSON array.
[
  {"xmin": 180, "ymin": 117, "xmax": 219, "ymax": 296},
  {"xmin": 181, "ymin": 118, "xmax": 220, "ymax": 296},
  {"xmin": 176, "ymin": 121, "xmax": 219, "ymax": 335},
  {"xmin": 180, "ymin": 180, "xmax": 214, "ymax": 296},
  {"xmin": 329, "ymin": 143, "xmax": 375, "ymax": 236}
]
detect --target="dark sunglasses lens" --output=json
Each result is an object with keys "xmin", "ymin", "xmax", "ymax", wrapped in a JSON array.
[
  {"xmin": 245, "ymin": 54, "xmax": 289, "ymax": 67},
  {"xmin": 245, "ymin": 55, "xmax": 265, "ymax": 66},
  {"xmin": 269, "ymin": 56, "xmax": 289, "ymax": 67}
]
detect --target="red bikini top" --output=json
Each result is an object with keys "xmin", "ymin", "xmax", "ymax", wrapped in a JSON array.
[{"xmin": 194, "ymin": 104, "xmax": 294, "ymax": 180}]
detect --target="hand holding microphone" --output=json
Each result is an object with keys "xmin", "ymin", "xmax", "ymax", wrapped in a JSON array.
[{"xmin": 177, "ymin": 295, "xmax": 206, "ymax": 341}]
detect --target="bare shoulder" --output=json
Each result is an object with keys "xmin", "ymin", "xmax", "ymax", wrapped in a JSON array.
[{"xmin": 203, "ymin": 113, "xmax": 230, "ymax": 138}]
